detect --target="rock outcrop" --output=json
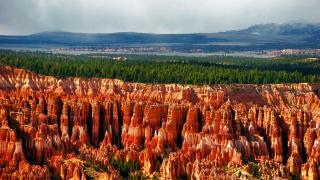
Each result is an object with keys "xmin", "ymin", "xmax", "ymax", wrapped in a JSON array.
[{"xmin": 0, "ymin": 65, "xmax": 320, "ymax": 179}]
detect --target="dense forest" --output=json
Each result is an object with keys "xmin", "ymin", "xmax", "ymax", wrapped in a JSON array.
[{"xmin": 0, "ymin": 50, "xmax": 319, "ymax": 85}]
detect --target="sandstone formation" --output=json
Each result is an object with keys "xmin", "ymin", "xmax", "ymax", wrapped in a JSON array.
[{"xmin": 0, "ymin": 65, "xmax": 320, "ymax": 179}]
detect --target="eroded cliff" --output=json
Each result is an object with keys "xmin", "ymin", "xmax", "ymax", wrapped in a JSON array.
[{"xmin": 0, "ymin": 65, "xmax": 320, "ymax": 179}]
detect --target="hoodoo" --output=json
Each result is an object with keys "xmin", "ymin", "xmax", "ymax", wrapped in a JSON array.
[{"xmin": 0, "ymin": 65, "xmax": 320, "ymax": 179}]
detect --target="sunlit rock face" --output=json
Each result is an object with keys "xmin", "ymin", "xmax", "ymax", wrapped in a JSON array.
[{"xmin": 0, "ymin": 65, "xmax": 320, "ymax": 179}]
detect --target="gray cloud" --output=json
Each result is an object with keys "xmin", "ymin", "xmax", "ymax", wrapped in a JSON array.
[{"xmin": 0, "ymin": 0, "xmax": 319, "ymax": 35}]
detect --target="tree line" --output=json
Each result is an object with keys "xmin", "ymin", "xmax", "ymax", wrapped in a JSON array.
[{"xmin": 0, "ymin": 50, "xmax": 319, "ymax": 85}]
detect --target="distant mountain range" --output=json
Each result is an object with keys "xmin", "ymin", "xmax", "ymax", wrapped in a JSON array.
[{"xmin": 0, "ymin": 23, "xmax": 319, "ymax": 52}]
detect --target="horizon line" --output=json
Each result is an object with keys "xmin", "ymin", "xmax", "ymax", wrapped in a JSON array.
[{"xmin": 1, "ymin": 21, "xmax": 319, "ymax": 36}]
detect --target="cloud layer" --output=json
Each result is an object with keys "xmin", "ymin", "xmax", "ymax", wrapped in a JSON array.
[{"xmin": 0, "ymin": 0, "xmax": 319, "ymax": 35}]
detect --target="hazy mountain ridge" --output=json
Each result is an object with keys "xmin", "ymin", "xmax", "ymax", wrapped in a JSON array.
[
  {"xmin": 224, "ymin": 23, "xmax": 320, "ymax": 35},
  {"xmin": 0, "ymin": 23, "xmax": 319, "ymax": 51}
]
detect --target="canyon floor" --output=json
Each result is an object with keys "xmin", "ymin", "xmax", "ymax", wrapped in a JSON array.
[{"xmin": 1, "ymin": 65, "xmax": 320, "ymax": 179}]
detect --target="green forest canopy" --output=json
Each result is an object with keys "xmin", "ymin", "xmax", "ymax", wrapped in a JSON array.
[{"xmin": 0, "ymin": 50, "xmax": 319, "ymax": 85}]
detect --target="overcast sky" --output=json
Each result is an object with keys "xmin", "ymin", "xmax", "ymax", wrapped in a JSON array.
[{"xmin": 0, "ymin": 0, "xmax": 319, "ymax": 35}]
